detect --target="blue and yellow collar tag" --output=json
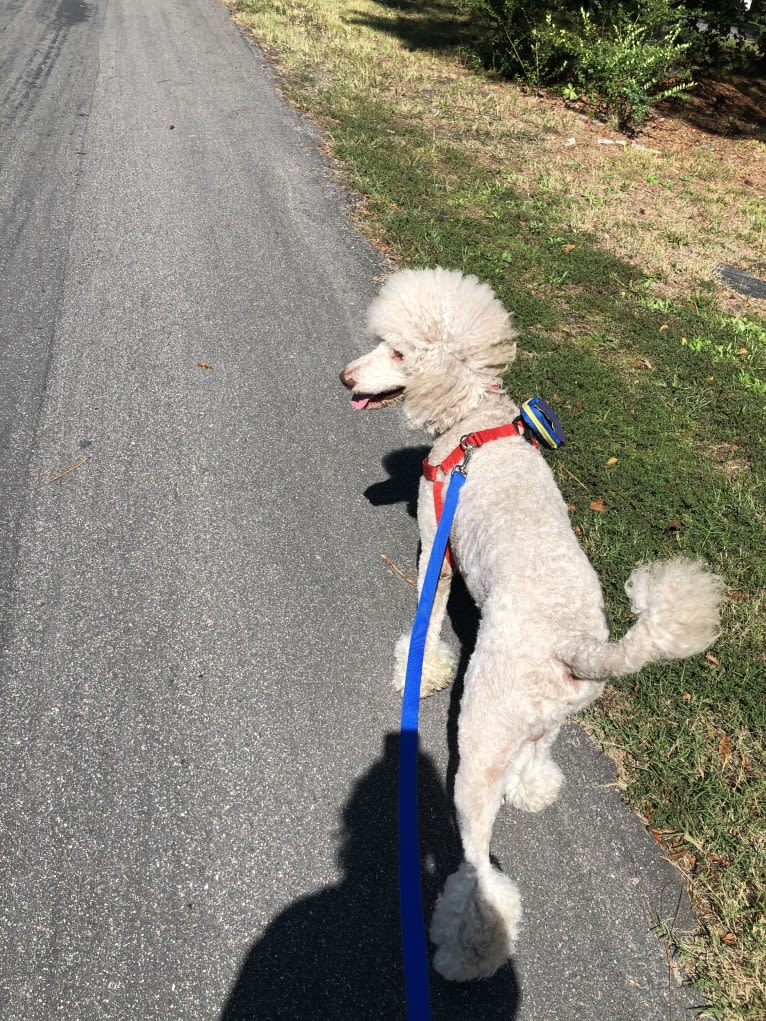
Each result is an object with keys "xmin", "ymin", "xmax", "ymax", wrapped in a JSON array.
[{"xmin": 520, "ymin": 396, "xmax": 566, "ymax": 449}]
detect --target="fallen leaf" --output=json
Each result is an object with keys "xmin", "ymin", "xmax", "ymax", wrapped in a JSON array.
[
  {"xmin": 659, "ymin": 322, "xmax": 669, "ymax": 332},
  {"xmin": 606, "ymin": 456, "xmax": 618, "ymax": 466},
  {"xmin": 708, "ymin": 852, "xmax": 729, "ymax": 866},
  {"xmin": 706, "ymin": 651, "xmax": 722, "ymax": 667},
  {"xmin": 566, "ymin": 503, "xmax": 576, "ymax": 512},
  {"xmin": 574, "ymin": 525, "xmax": 584, "ymax": 536},
  {"xmin": 722, "ymin": 932, "xmax": 737, "ymax": 946},
  {"xmin": 563, "ymin": 243, "xmax": 577, "ymax": 252},
  {"xmin": 195, "ymin": 360, "xmax": 214, "ymax": 370},
  {"xmin": 590, "ymin": 498, "xmax": 607, "ymax": 512},
  {"xmin": 682, "ymin": 691, "xmax": 692, "ymax": 701},
  {"xmin": 718, "ymin": 734, "xmax": 733, "ymax": 764},
  {"xmin": 736, "ymin": 347, "xmax": 748, "ymax": 355}
]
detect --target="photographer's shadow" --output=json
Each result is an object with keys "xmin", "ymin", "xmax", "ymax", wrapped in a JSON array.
[{"xmin": 220, "ymin": 732, "xmax": 520, "ymax": 1020}]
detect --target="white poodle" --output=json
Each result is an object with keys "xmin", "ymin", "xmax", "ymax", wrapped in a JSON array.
[{"xmin": 340, "ymin": 267, "xmax": 723, "ymax": 981}]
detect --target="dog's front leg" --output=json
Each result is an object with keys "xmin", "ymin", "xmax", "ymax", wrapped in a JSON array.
[{"xmin": 393, "ymin": 541, "xmax": 457, "ymax": 697}]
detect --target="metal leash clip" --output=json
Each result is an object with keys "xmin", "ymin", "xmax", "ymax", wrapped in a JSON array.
[{"xmin": 454, "ymin": 436, "xmax": 476, "ymax": 476}]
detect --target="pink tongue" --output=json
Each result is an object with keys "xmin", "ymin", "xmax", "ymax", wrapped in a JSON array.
[{"xmin": 351, "ymin": 396, "xmax": 370, "ymax": 410}]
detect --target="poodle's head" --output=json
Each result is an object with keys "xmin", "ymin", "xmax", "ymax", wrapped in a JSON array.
[{"xmin": 340, "ymin": 268, "xmax": 517, "ymax": 435}]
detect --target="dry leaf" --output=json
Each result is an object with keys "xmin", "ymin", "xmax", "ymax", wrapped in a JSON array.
[
  {"xmin": 590, "ymin": 498, "xmax": 607, "ymax": 513},
  {"xmin": 606, "ymin": 456, "xmax": 618, "ymax": 466},
  {"xmin": 566, "ymin": 503, "xmax": 576, "ymax": 512},
  {"xmin": 682, "ymin": 691, "xmax": 692, "ymax": 702},
  {"xmin": 196, "ymin": 360, "xmax": 214, "ymax": 370},
  {"xmin": 650, "ymin": 827, "xmax": 673, "ymax": 845},
  {"xmin": 563, "ymin": 243, "xmax": 577, "ymax": 252},
  {"xmin": 718, "ymin": 734, "xmax": 733, "ymax": 764},
  {"xmin": 722, "ymin": 932, "xmax": 737, "ymax": 946},
  {"xmin": 706, "ymin": 651, "xmax": 722, "ymax": 667},
  {"xmin": 659, "ymin": 323, "xmax": 669, "ymax": 332}
]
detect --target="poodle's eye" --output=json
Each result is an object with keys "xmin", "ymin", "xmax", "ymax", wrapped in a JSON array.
[{"xmin": 391, "ymin": 349, "xmax": 404, "ymax": 362}]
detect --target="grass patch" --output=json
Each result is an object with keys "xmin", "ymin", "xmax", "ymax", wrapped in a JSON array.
[{"xmin": 228, "ymin": 2, "xmax": 766, "ymax": 1016}]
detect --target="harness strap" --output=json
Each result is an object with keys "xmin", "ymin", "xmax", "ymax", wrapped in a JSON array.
[{"xmin": 423, "ymin": 418, "xmax": 537, "ymax": 566}]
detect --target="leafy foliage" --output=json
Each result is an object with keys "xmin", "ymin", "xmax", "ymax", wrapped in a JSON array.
[
  {"xmin": 458, "ymin": 0, "xmax": 694, "ymax": 127},
  {"xmin": 457, "ymin": 0, "xmax": 765, "ymax": 127},
  {"xmin": 570, "ymin": 6, "xmax": 694, "ymax": 128}
]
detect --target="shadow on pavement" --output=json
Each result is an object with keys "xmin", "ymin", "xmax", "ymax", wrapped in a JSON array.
[
  {"xmin": 365, "ymin": 445, "xmax": 430, "ymax": 520},
  {"xmin": 219, "ymin": 732, "xmax": 521, "ymax": 1020}
]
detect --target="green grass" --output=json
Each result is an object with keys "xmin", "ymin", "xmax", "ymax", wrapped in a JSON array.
[{"xmin": 229, "ymin": 2, "xmax": 766, "ymax": 1015}]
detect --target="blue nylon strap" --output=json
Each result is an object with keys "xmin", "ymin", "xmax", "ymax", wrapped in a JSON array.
[{"xmin": 399, "ymin": 468, "xmax": 466, "ymax": 1021}]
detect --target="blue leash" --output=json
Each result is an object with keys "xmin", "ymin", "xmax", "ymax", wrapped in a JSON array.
[{"xmin": 398, "ymin": 467, "xmax": 466, "ymax": 1021}]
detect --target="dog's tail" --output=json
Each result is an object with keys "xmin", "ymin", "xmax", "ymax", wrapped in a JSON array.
[{"xmin": 559, "ymin": 558, "xmax": 723, "ymax": 681}]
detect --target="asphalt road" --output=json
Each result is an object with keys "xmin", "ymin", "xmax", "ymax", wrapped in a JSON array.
[{"xmin": 1, "ymin": 1, "xmax": 702, "ymax": 1018}]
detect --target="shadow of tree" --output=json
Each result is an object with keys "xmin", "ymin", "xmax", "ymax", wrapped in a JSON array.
[
  {"xmin": 219, "ymin": 733, "xmax": 520, "ymax": 1020},
  {"xmin": 347, "ymin": 0, "xmax": 469, "ymax": 54}
]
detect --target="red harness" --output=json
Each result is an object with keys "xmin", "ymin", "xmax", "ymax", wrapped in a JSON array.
[{"xmin": 422, "ymin": 418, "xmax": 538, "ymax": 567}]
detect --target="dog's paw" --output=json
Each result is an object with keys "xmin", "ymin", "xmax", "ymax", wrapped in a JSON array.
[
  {"xmin": 504, "ymin": 759, "xmax": 564, "ymax": 813},
  {"xmin": 431, "ymin": 863, "xmax": 521, "ymax": 981},
  {"xmin": 393, "ymin": 634, "xmax": 456, "ymax": 696}
]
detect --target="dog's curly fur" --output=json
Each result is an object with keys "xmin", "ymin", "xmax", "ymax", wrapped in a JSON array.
[{"xmin": 341, "ymin": 267, "xmax": 724, "ymax": 981}]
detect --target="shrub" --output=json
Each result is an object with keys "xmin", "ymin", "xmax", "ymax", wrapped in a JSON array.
[
  {"xmin": 570, "ymin": 6, "xmax": 694, "ymax": 129},
  {"xmin": 458, "ymin": 0, "xmax": 695, "ymax": 130}
]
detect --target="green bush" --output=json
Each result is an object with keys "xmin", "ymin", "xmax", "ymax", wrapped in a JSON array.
[
  {"xmin": 570, "ymin": 6, "xmax": 694, "ymax": 129},
  {"xmin": 458, "ymin": 0, "xmax": 694, "ymax": 129},
  {"xmin": 455, "ymin": 0, "xmax": 578, "ymax": 84},
  {"xmin": 680, "ymin": 1, "xmax": 766, "ymax": 72}
]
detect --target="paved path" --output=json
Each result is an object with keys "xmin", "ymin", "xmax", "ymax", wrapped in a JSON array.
[{"xmin": 1, "ymin": 1, "xmax": 701, "ymax": 1018}]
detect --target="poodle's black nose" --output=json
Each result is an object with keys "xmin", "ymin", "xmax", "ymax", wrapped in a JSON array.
[{"xmin": 339, "ymin": 368, "xmax": 356, "ymax": 390}]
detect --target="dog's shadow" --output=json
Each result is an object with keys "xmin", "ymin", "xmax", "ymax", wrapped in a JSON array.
[
  {"xmin": 219, "ymin": 733, "xmax": 520, "ymax": 1020},
  {"xmin": 364, "ymin": 445, "xmax": 431, "ymax": 520}
]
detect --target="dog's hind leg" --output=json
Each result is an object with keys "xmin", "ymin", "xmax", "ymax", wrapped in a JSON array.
[
  {"xmin": 430, "ymin": 674, "xmax": 524, "ymax": 980},
  {"xmin": 503, "ymin": 727, "xmax": 564, "ymax": 813},
  {"xmin": 393, "ymin": 557, "xmax": 456, "ymax": 697}
]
